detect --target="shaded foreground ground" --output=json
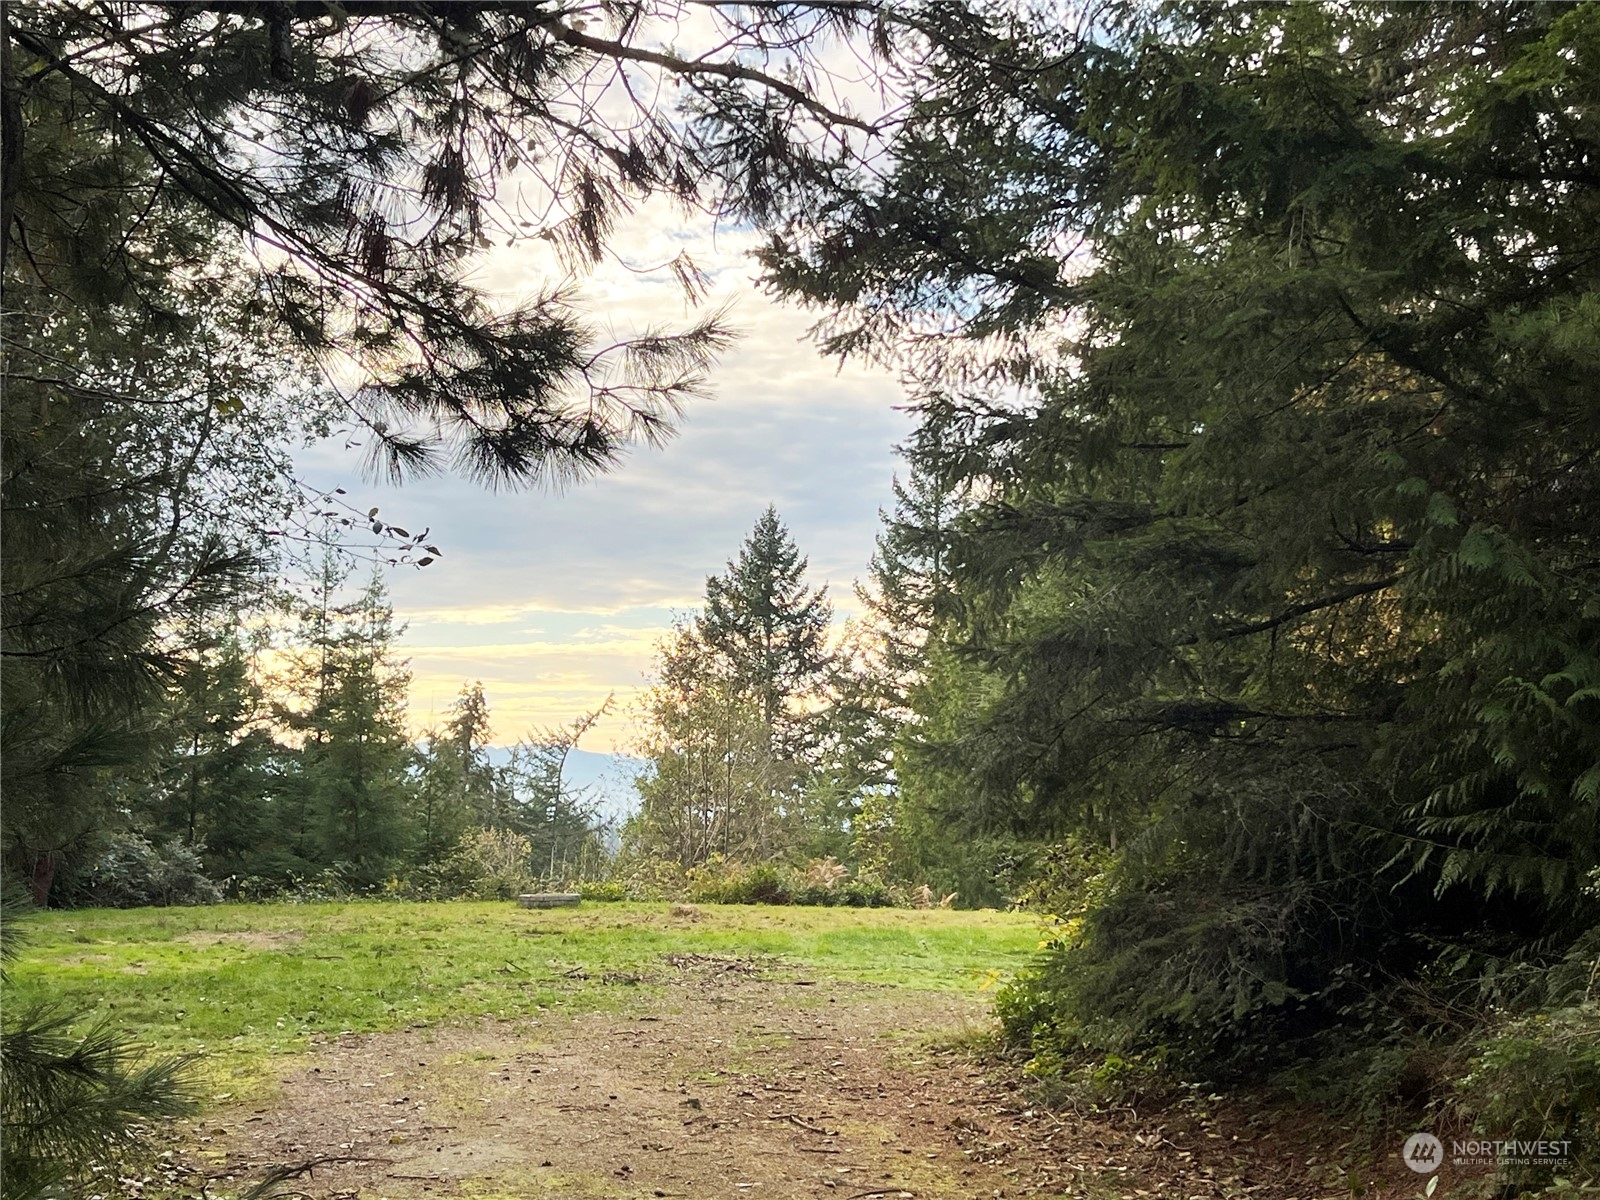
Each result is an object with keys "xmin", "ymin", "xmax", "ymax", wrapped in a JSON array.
[{"xmin": 186, "ymin": 954, "xmax": 1428, "ymax": 1200}]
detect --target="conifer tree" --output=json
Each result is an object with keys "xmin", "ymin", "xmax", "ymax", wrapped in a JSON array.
[
  {"xmin": 630, "ymin": 512, "xmax": 835, "ymax": 868},
  {"xmin": 1, "ymin": 2, "xmax": 929, "ymax": 485},
  {"xmin": 505, "ymin": 702, "xmax": 612, "ymax": 882},
  {"xmin": 629, "ymin": 627, "xmax": 790, "ymax": 868},
  {"xmin": 301, "ymin": 572, "xmax": 416, "ymax": 887},
  {"xmin": 424, "ymin": 682, "xmax": 501, "ymax": 837},
  {"xmin": 273, "ymin": 564, "xmax": 415, "ymax": 887},
  {"xmin": 763, "ymin": 1, "xmax": 1600, "ymax": 1075},
  {"xmin": 699, "ymin": 506, "xmax": 833, "ymax": 756},
  {"xmin": 144, "ymin": 626, "xmax": 281, "ymax": 881}
]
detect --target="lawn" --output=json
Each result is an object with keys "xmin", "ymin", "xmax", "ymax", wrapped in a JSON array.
[{"xmin": 4, "ymin": 901, "xmax": 1041, "ymax": 1092}]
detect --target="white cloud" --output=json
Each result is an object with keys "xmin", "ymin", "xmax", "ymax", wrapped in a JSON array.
[{"xmin": 296, "ymin": 196, "xmax": 908, "ymax": 753}]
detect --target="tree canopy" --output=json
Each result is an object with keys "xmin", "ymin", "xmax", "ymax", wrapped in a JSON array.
[{"xmin": 765, "ymin": 0, "xmax": 1600, "ymax": 1108}]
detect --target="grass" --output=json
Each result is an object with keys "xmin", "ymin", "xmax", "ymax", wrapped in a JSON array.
[{"xmin": 4, "ymin": 900, "xmax": 1041, "ymax": 1091}]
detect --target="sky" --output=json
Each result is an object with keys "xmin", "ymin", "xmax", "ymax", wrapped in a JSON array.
[{"xmin": 295, "ymin": 199, "xmax": 910, "ymax": 753}]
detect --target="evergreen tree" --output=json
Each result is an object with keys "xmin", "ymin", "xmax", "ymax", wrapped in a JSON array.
[
  {"xmin": 2, "ymin": 3, "xmax": 928, "ymax": 485},
  {"xmin": 505, "ymin": 702, "xmax": 612, "ymax": 882},
  {"xmin": 0, "ymin": 232, "xmax": 270, "ymax": 904},
  {"xmin": 274, "ymin": 564, "xmax": 415, "ymax": 887},
  {"xmin": 301, "ymin": 572, "xmax": 416, "ymax": 887},
  {"xmin": 144, "ymin": 625, "xmax": 281, "ymax": 882},
  {"xmin": 699, "ymin": 506, "xmax": 833, "ymax": 755},
  {"xmin": 764, "ymin": 0, "xmax": 1600, "ymax": 1078},
  {"xmin": 0, "ymin": 889, "xmax": 197, "ymax": 1200},
  {"xmin": 414, "ymin": 682, "xmax": 500, "ymax": 863},
  {"xmin": 413, "ymin": 734, "xmax": 474, "ymax": 872},
  {"xmin": 629, "ymin": 512, "xmax": 837, "ymax": 868},
  {"xmin": 628, "ymin": 627, "xmax": 790, "ymax": 868}
]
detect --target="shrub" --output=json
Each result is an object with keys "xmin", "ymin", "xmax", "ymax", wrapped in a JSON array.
[
  {"xmin": 1454, "ymin": 1001, "xmax": 1600, "ymax": 1190},
  {"xmin": 81, "ymin": 834, "xmax": 223, "ymax": 908},
  {"xmin": 685, "ymin": 860, "xmax": 904, "ymax": 907},
  {"xmin": 446, "ymin": 828, "xmax": 535, "ymax": 900},
  {"xmin": 690, "ymin": 861, "xmax": 795, "ymax": 905}
]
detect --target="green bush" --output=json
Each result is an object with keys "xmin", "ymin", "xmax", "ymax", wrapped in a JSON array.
[
  {"xmin": 81, "ymin": 833, "xmax": 223, "ymax": 908},
  {"xmin": 690, "ymin": 862, "xmax": 794, "ymax": 905},
  {"xmin": 576, "ymin": 880, "xmax": 628, "ymax": 902},
  {"xmin": 1455, "ymin": 1001, "xmax": 1600, "ymax": 1190},
  {"xmin": 685, "ymin": 860, "xmax": 904, "ymax": 908}
]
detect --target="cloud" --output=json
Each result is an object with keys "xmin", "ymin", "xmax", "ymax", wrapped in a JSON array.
[{"xmin": 295, "ymin": 197, "xmax": 909, "ymax": 753}]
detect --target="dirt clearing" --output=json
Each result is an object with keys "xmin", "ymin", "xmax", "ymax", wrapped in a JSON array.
[{"xmin": 195, "ymin": 954, "xmax": 1424, "ymax": 1200}]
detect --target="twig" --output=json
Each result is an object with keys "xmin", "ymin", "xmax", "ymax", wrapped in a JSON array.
[{"xmin": 784, "ymin": 1114, "xmax": 835, "ymax": 1135}]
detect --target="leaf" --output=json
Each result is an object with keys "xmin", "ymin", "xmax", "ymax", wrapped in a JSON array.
[
  {"xmin": 368, "ymin": 507, "xmax": 380, "ymax": 518},
  {"xmin": 416, "ymin": 557, "xmax": 434, "ymax": 567},
  {"xmin": 1457, "ymin": 528, "xmax": 1496, "ymax": 568},
  {"xmin": 390, "ymin": 527, "xmax": 409, "ymax": 538}
]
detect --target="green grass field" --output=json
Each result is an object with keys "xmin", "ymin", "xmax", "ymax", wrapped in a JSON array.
[{"xmin": 5, "ymin": 901, "xmax": 1041, "ymax": 1092}]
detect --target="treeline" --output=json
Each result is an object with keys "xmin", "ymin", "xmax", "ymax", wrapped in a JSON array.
[
  {"xmin": 32, "ymin": 556, "xmax": 611, "ymax": 909},
  {"xmin": 619, "ymin": 496, "xmax": 1025, "ymax": 908}
]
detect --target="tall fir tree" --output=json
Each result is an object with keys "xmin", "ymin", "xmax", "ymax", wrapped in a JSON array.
[
  {"xmin": 629, "ymin": 511, "xmax": 839, "ymax": 869},
  {"xmin": 144, "ymin": 625, "xmax": 281, "ymax": 882},
  {"xmin": 629, "ymin": 628, "xmax": 792, "ymax": 868},
  {"xmin": 304, "ymin": 572, "xmax": 416, "ymax": 887},
  {"xmin": 414, "ymin": 682, "xmax": 500, "ymax": 865},
  {"xmin": 275, "ymin": 563, "xmax": 416, "ymax": 888},
  {"xmin": 698, "ymin": 506, "xmax": 833, "ymax": 757}
]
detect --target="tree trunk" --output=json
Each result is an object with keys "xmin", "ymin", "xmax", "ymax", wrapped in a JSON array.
[{"xmin": 29, "ymin": 850, "xmax": 56, "ymax": 907}]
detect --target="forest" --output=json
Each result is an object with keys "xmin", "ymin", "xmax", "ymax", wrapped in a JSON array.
[{"xmin": 2, "ymin": 1, "xmax": 1597, "ymax": 1197}]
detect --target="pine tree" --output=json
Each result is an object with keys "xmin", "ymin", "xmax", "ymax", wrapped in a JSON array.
[
  {"xmin": 629, "ymin": 626, "xmax": 791, "ymax": 868},
  {"xmin": 0, "ymin": 890, "xmax": 197, "ymax": 1200},
  {"xmin": 0, "ymin": 258, "xmax": 264, "ymax": 904},
  {"xmin": 305, "ymin": 572, "xmax": 416, "ymax": 887},
  {"xmin": 427, "ymin": 682, "xmax": 501, "ymax": 837},
  {"xmin": 275, "ymin": 566, "xmax": 416, "ymax": 887},
  {"xmin": 505, "ymin": 702, "xmax": 612, "ymax": 882},
  {"xmin": 2, "ymin": 3, "xmax": 926, "ymax": 486},
  {"xmin": 629, "ymin": 512, "xmax": 838, "ymax": 869}
]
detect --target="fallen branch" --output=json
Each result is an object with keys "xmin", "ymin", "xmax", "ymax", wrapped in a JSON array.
[{"xmin": 783, "ymin": 1114, "xmax": 835, "ymax": 1136}]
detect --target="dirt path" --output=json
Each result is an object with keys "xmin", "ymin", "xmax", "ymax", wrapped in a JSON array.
[{"xmin": 197, "ymin": 954, "xmax": 1416, "ymax": 1200}]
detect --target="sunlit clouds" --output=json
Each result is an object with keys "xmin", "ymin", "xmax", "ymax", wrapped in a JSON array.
[{"xmin": 297, "ymin": 198, "xmax": 906, "ymax": 753}]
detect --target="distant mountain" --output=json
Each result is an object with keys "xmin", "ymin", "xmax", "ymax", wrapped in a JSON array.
[
  {"xmin": 482, "ymin": 745, "xmax": 644, "ymax": 827},
  {"xmin": 563, "ymin": 748, "xmax": 646, "ymax": 826}
]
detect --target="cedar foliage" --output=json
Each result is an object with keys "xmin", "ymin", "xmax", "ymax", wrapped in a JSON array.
[{"xmin": 764, "ymin": 0, "xmax": 1600, "ymax": 1139}]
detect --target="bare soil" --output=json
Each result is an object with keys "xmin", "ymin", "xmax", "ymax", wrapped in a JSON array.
[{"xmin": 190, "ymin": 955, "xmax": 1427, "ymax": 1200}]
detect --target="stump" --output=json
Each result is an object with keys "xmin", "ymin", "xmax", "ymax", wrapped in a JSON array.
[{"xmin": 518, "ymin": 892, "xmax": 582, "ymax": 909}]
